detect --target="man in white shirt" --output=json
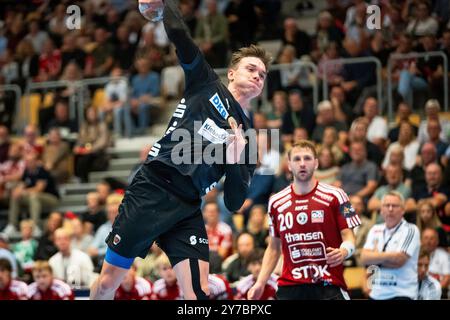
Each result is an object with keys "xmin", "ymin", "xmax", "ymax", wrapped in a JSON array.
[
  {"xmin": 421, "ymin": 228, "xmax": 450, "ymax": 291},
  {"xmin": 417, "ymin": 249, "xmax": 442, "ymax": 300},
  {"xmin": 361, "ymin": 191, "xmax": 420, "ymax": 300},
  {"xmin": 363, "ymin": 97, "xmax": 388, "ymax": 150},
  {"xmin": 49, "ymin": 228, "xmax": 96, "ymax": 289}
]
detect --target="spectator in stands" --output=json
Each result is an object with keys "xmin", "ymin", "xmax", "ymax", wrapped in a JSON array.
[
  {"xmin": 5, "ymin": 151, "xmax": 59, "ymax": 237},
  {"xmin": 269, "ymin": 45, "xmax": 302, "ymax": 93},
  {"xmin": 96, "ymin": 180, "xmax": 112, "ymax": 207},
  {"xmin": 266, "ymin": 91, "xmax": 287, "ymax": 129},
  {"xmin": 73, "ymin": 107, "xmax": 111, "ymax": 183},
  {"xmin": 412, "ymin": 163, "xmax": 450, "ymax": 228},
  {"xmin": 418, "ymin": 99, "xmax": 449, "ymax": 144},
  {"xmin": 271, "ymin": 152, "xmax": 292, "ymax": 194},
  {"xmin": 351, "ymin": 195, "xmax": 373, "ymax": 266},
  {"xmin": 362, "ymin": 97, "xmax": 388, "ymax": 152},
  {"xmin": 344, "ymin": 0, "xmax": 371, "ymax": 46},
  {"xmin": 416, "ymin": 200, "xmax": 448, "ymax": 248},
  {"xmin": 203, "ymin": 201, "xmax": 233, "ymax": 261},
  {"xmin": 81, "ymin": 192, "xmax": 107, "ymax": 235},
  {"xmin": 24, "ymin": 19, "xmax": 48, "ymax": 54},
  {"xmin": 130, "ymin": 57, "xmax": 160, "ymax": 135},
  {"xmin": 48, "ymin": 4, "xmax": 69, "ymax": 38},
  {"xmin": 70, "ymin": 217, "xmax": 94, "ymax": 253},
  {"xmin": 235, "ymin": 249, "xmax": 277, "ymax": 300},
  {"xmin": 329, "ymin": 85, "xmax": 353, "ymax": 126},
  {"xmin": 15, "ymin": 39, "xmax": 39, "ymax": 87},
  {"xmin": 311, "ymin": 100, "xmax": 347, "ymax": 143},
  {"xmin": 1, "ymin": 49, "xmax": 19, "ymax": 85},
  {"xmin": 406, "ymin": 1, "xmax": 439, "ymax": 37},
  {"xmin": 44, "ymin": 99, "xmax": 78, "ymax": 138},
  {"xmin": 388, "ymin": 102, "xmax": 418, "ymax": 143},
  {"xmin": 0, "ymin": 125, "xmax": 10, "ymax": 164},
  {"xmin": 88, "ymin": 193, "xmax": 122, "ymax": 269},
  {"xmin": 253, "ymin": 111, "xmax": 268, "ymax": 130},
  {"xmin": 90, "ymin": 27, "xmax": 114, "ymax": 77},
  {"xmin": 424, "ymin": 119, "xmax": 449, "ymax": 160},
  {"xmin": 367, "ymin": 164, "xmax": 413, "ymax": 215},
  {"xmin": 114, "ymin": 263, "xmax": 152, "ymax": 300},
  {"xmin": 382, "ymin": 122, "xmax": 420, "ymax": 171},
  {"xmin": 315, "ymin": 10, "xmax": 345, "ymax": 55},
  {"xmin": 318, "ymin": 126, "xmax": 344, "ymax": 164},
  {"xmin": 60, "ymin": 33, "xmax": 86, "ymax": 71},
  {"xmin": 224, "ymin": 0, "xmax": 258, "ymax": 51},
  {"xmin": 28, "ymin": 260, "xmax": 74, "ymax": 300},
  {"xmin": 314, "ymin": 146, "xmax": 340, "ymax": 185},
  {"xmin": 0, "ymin": 233, "xmax": 19, "ymax": 279},
  {"xmin": 244, "ymin": 205, "xmax": 269, "ymax": 250},
  {"xmin": 318, "ymin": 42, "xmax": 343, "ymax": 87},
  {"xmin": 113, "ymin": 24, "xmax": 137, "ymax": 73},
  {"xmin": 49, "ymin": 228, "xmax": 95, "ymax": 288},
  {"xmin": 34, "ymin": 211, "xmax": 63, "ymax": 261},
  {"xmin": 208, "ymin": 273, "xmax": 233, "ymax": 300},
  {"xmin": 0, "ymin": 142, "xmax": 25, "ymax": 207},
  {"xmin": 135, "ymin": 243, "xmax": 164, "ymax": 283},
  {"xmin": 152, "ymin": 253, "xmax": 183, "ymax": 300},
  {"xmin": 0, "ymin": 258, "xmax": 28, "ymax": 300},
  {"xmin": 22, "ymin": 125, "xmax": 43, "ymax": 157},
  {"xmin": 37, "ymin": 38, "xmax": 61, "ymax": 82},
  {"xmin": 408, "ymin": 142, "xmax": 438, "ymax": 192},
  {"xmin": 281, "ymin": 90, "xmax": 315, "ymax": 145},
  {"xmin": 224, "ymin": 232, "xmax": 255, "ymax": 283},
  {"xmin": 42, "ymin": 127, "xmax": 72, "ymax": 184},
  {"xmin": 417, "ymin": 249, "xmax": 442, "ymax": 300},
  {"xmin": 58, "ymin": 62, "xmax": 85, "ymax": 100},
  {"xmin": 11, "ymin": 220, "xmax": 37, "ymax": 271},
  {"xmin": 421, "ymin": 228, "xmax": 450, "ymax": 291},
  {"xmin": 361, "ymin": 191, "xmax": 421, "ymax": 300},
  {"xmin": 281, "ymin": 17, "xmax": 311, "ymax": 59},
  {"xmin": 336, "ymin": 141, "xmax": 378, "ymax": 200},
  {"xmin": 194, "ymin": 0, "xmax": 229, "ymax": 68},
  {"xmin": 101, "ymin": 67, "xmax": 132, "ymax": 138}
]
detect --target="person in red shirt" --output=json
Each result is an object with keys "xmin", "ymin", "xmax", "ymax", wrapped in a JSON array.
[
  {"xmin": 0, "ymin": 258, "xmax": 28, "ymax": 300},
  {"xmin": 114, "ymin": 263, "xmax": 152, "ymax": 300},
  {"xmin": 203, "ymin": 201, "xmax": 233, "ymax": 260},
  {"xmin": 249, "ymin": 140, "xmax": 360, "ymax": 300},
  {"xmin": 28, "ymin": 260, "xmax": 74, "ymax": 300},
  {"xmin": 236, "ymin": 250, "xmax": 277, "ymax": 300},
  {"xmin": 151, "ymin": 253, "xmax": 183, "ymax": 300},
  {"xmin": 208, "ymin": 273, "xmax": 233, "ymax": 300}
]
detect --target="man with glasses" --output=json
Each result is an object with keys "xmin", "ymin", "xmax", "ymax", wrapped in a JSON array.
[{"xmin": 361, "ymin": 191, "xmax": 420, "ymax": 300}]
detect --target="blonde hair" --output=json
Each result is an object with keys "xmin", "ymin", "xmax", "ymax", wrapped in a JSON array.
[
  {"xmin": 20, "ymin": 219, "xmax": 34, "ymax": 230},
  {"xmin": 288, "ymin": 140, "xmax": 318, "ymax": 159},
  {"xmin": 106, "ymin": 193, "xmax": 124, "ymax": 206},
  {"xmin": 416, "ymin": 200, "xmax": 442, "ymax": 232},
  {"xmin": 33, "ymin": 260, "xmax": 53, "ymax": 274},
  {"xmin": 229, "ymin": 44, "xmax": 272, "ymax": 71},
  {"xmin": 155, "ymin": 253, "xmax": 171, "ymax": 269}
]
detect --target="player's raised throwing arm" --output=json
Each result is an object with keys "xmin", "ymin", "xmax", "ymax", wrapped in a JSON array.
[{"xmin": 162, "ymin": 0, "xmax": 200, "ymax": 65}]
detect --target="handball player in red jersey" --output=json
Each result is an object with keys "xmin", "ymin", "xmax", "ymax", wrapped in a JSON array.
[{"xmin": 248, "ymin": 140, "xmax": 361, "ymax": 300}]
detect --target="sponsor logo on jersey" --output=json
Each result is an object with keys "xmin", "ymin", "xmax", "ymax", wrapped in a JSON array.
[
  {"xmin": 295, "ymin": 199, "xmax": 309, "ymax": 204},
  {"xmin": 291, "ymin": 264, "xmax": 330, "ymax": 281},
  {"xmin": 209, "ymin": 93, "xmax": 229, "ymax": 119},
  {"xmin": 113, "ymin": 234, "xmax": 121, "ymax": 245},
  {"xmin": 197, "ymin": 118, "xmax": 229, "ymax": 144},
  {"xmin": 295, "ymin": 205, "xmax": 308, "ymax": 211},
  {"xmin": 288, "ymin": 241, "xmax": 327, "ymax": 263},
  {"xmin": 315, "ymin": 190, "xmax": 334, "ymax": 202},
  {"xmin": 296, "ymin": 212, "xmax": 308, "ymax": 225},
  {"xmin": 340, "ymin": 201, "xmax": 356, "ymax": 218},
  {"xmin": 189, "ymin": 235, "xmax": 208, "ymax": 246},
  {"xmin": 284, "ymin": 231, "xmax": 324, "ymax": 243},
  {"xmin": 311, "ymin": 210, "xmax": 324, "ymax": 223}
]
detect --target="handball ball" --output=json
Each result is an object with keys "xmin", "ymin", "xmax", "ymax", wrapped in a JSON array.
[{"xmin": 138, "ymin": 0, "xmax": 164, "ymax": 22}]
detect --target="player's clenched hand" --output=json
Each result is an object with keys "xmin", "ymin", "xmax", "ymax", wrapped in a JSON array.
[
  {"xmin": 226, "ymin": 121, "xmax": 246, "ymax": 164},
  {"xmin": 248, "ymin": 282, "xmax": 264, "ymax": 300},
  {"xmin": 326, "ymin": 247, "xmax": 345, "ymax": 268}
]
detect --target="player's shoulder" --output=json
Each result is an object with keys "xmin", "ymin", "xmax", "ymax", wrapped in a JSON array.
[
  {"xmin": 316, "ymin": 182, "xmax": 350, "ymax": 204},
  {"xmin": 268, "ymin": 185, "xmax": 292, "ymax": 210}
]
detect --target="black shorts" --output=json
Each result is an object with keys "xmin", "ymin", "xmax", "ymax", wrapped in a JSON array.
[
  {"xmin": 276, "ymin": 284, "xmax": 350, "ymax": 300},
  {"xmin": 105, "ymin": 164, "xmax": 209, "ymax": 267}
]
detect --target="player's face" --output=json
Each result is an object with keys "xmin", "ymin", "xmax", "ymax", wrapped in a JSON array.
[
  {"xmin": 228, "ymin": 57, "xmax": 266, "ymax": 99},
  {"xmin": 380, "ymin": 195, "xmax": 404, "ymax": 228},
  {"xmin": 33, "ymin": 270, "xmax": 52, "ymax": 291},
  {"xmin": 0, "ymin": 269, "xmax": 11, "ymax": 289},
  {"xmin": 288, "ymin": 147, "xmax": 318, "ymax": 183}
]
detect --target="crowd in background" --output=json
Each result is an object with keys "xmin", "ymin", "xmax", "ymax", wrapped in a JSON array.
[{"xmin": 0, "ymin": 0, "xmax": 450, "ymax": 299}]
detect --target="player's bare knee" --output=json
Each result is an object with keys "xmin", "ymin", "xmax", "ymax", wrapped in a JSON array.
[{"xmin": 98, "ymin": 274, "xmax": 119, "ymax": 294}]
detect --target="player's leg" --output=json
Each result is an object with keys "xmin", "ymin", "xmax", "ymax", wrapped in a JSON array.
[
  {"xmin": 173, "ymin": 258, "xmax": 210, "ymax": 300},
  {"xmin": 89, "ymin": 251, "xmax": 133, "ymax": 300}
]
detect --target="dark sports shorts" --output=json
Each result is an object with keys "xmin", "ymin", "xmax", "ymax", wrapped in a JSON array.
[
  {"xmin": 277, "ymin": 284, "xmax": 350, "ymax": 300},
  {"xmin": 105, "ymin": 164, "xmax": 209, "ymax": 268}
]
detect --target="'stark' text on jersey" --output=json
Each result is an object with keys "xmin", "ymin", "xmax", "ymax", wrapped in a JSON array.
[
  {"xmin": 145, "ymin": 53, "xmax": 255, "ymax": 196},
  {"xmin": 268, "ymin": 182, "xmax": 361, "ymax": 289}
]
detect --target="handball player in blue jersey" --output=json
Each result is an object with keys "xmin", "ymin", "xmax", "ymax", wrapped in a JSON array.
[{"xmin": 90, "ymin": 0, "xmax": 271, "ymax": 300}]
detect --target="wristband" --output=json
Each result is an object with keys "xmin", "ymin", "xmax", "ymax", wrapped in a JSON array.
[{"xmin": 340, "ymin": 241, "xmax": 355, "ymax": 259}]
